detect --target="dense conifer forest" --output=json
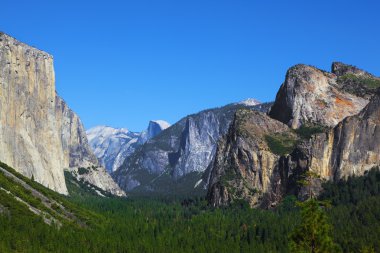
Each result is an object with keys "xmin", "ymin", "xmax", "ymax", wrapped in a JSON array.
[{"xmin": 1, "ymin": 164, "xmax": 380, "ymax": 253}]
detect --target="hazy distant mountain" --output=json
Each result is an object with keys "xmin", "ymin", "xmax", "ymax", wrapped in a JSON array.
[
  {"xmin": 236, "ymin": 98, "xmax": 261, "ymax": 106},
  {"xmin": 87, "ymin": 120, "xmax": 170, "ymax": 173}
]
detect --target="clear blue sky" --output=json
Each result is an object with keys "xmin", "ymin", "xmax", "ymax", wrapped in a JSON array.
[{"xmin": 2, "ymin": 1, "xmax": 379, "ymax": 131}]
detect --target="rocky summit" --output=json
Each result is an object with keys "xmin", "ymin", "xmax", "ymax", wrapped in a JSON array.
[
  {"xmin": 207, "ymin": 62, "xmax": 380, "ymax": 208},
  {"xmin": 269, "ymin": 63, "xmax": 373, "ymax": 129},
  {"xmin": 0, "ymin": 32, "xmax": 124, "ymax": 196}
]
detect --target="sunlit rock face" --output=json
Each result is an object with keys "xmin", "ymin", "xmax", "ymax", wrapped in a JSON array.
[
  {"xmin": 309, "ymin": 90, "xmax": 380, "ymax": 180},
  {"xmin": 269, "ymin": 63, "xmax": 371, "ymax": 129},
  {"xmin": 0, "ymin": 32, "xmax": 123, "ymax": 196}
]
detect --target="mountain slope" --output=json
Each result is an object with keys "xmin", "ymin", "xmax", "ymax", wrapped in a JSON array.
[{"xmin": 0, "ymin": 161, "xmax": 97, "ymax": 227}]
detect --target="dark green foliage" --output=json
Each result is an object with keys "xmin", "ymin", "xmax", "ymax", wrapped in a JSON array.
[
  {"xmin": 295, "ymin": 124, "xmax": 326, "ymax": 139},
  {"xmin": 319, "ymin": 167, "xmax": 380, "ymax": 252},
  {"xmin": 77, "ymin": 167, "xmax": 90, "ymax": 175},
  {"xmin": 265, "ymin": 132, "xmax": 297, "ymax": 155},
  {"xmin": 65, "ymin": 171, "xmax": 113, "ymax": 198},
  {"xmin": 319, "ymin": 167, "xmax": 380, "ymax": 205},
  {"xmin": 0, "ymin": 161, "xmax": 101, "ymax": 227},
  {"xmin": 338, "ymin": 73, "xmax": 380, "ymax": 89},
  {"xmin": 1, "ymin": 162, "xmax": 380, "ymax": 252},
  {"xmin": 329, "ymin": 196, "xmax": 380, "ymax": 253},
  {"xmin": 289, "ymin": 199, "xmax": 340, "ymax": 253}
]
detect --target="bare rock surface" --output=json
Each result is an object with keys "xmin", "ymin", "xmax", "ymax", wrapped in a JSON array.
[{"xmin": 269, "ymin": 63, "xmax": 374, "ymax": 129}]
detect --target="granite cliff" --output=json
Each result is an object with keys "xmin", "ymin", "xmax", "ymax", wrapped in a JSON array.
[
  {"xmin": 268, "ymin": 63, "xmax": 373, "ymax": 129},
  {"xmin": 0, "ymin": 32, "xmax": 124, "ymax": 196}
]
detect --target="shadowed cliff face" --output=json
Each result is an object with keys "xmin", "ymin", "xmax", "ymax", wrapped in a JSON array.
[
  {"xmin": 207, "ymin": 109, "xmax": 294, "ymax": 207},
  {"xmin": 208, "ymin": 63, "xmax": 380, "ymax": 208},
  {"xmin": 0, "ymin": 33, "xmax": 124, "ymax": 196}
]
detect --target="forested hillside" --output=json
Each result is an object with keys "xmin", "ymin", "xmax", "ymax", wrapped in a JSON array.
[{"xmin": 1, "ymin": 161, "xmax": 380, "ymax": 252}]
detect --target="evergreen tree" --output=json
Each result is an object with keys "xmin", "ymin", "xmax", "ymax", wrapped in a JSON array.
[
  {"xmin": 289, "ymin": 199, "xmax": 340, "ymax": 253},
  {"xmin": 289, "ymin": 170, "xmax": 340, "ymax": 253}
]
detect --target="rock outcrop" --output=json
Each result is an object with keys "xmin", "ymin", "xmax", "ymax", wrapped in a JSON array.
[
  {"xmin": 331, "ymin": 62, "xmax": 380, "ymax": 99},
  {"xmin": 0, "ymin": 32, "xmax": 124, "ymax": 196},
  {"xmin": 138, "ymin": 120, "xmax": 171, "ymax": 144},
  {"xmin": 69, "ymin": 166, "xmax": 126, "ymax": 197},
  {"xmin": 208, "ymin": 63, "xmax": 380, "ymax": 208},
  {"xmin": 269, "ymin": 63, "xmax": 372, "ymax": 129},
  {"xmin": 207, "ymin": 109, "xmax": 294, "ymax": 207}
]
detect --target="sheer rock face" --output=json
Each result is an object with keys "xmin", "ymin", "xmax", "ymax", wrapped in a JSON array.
[
  {"xmin": 0, "ymin": 33, "xmax": 122, "ymax": 196},
  {"xmin": 269, "ymin": 64, "xmax": 370, "ymax": 129},
  {"xmin": 309, "ymin": 90, "xmax": 380, "ymax": 180},
  {"xmin": 207, "ymin": 110, "xmax": 294, "ymax": 207},
  {"xmin": 55, "ymin": 96, "xmax": 99, "ymax": 168},
  {"xmin": 0, "ymin": 33, "xmax": 67, "ymax": 194}
]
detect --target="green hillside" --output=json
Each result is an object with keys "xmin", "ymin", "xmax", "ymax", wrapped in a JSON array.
[{"xmin": 1, "ymin": 161, "xmax": 380, "ymax": 252}]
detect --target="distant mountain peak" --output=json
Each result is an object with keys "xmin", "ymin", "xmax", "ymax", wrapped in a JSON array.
[
  {"xmin": 237, "ymin": 98, "xmax": 261, "ymax": 106},
  {"xmin": 150, "ymin": 120, "xmax": 171, "ymax": 129},
  {"xmin": 86, "ymin": 120, "xmax": 170, "ymax": 173}
]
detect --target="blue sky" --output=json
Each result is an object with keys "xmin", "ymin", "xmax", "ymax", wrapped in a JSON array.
[{"xmin": 2, "ymin": 1, "xmax": 380, "ymax": 131}]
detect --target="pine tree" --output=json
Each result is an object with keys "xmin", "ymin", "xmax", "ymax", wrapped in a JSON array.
[
  {"xmin": 289, "ymin": 170, "xmax": 341, "ymax": 253},
  {"xmin": 289, "ymin": 199, "xmax": 340, "ymax": 253}
]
